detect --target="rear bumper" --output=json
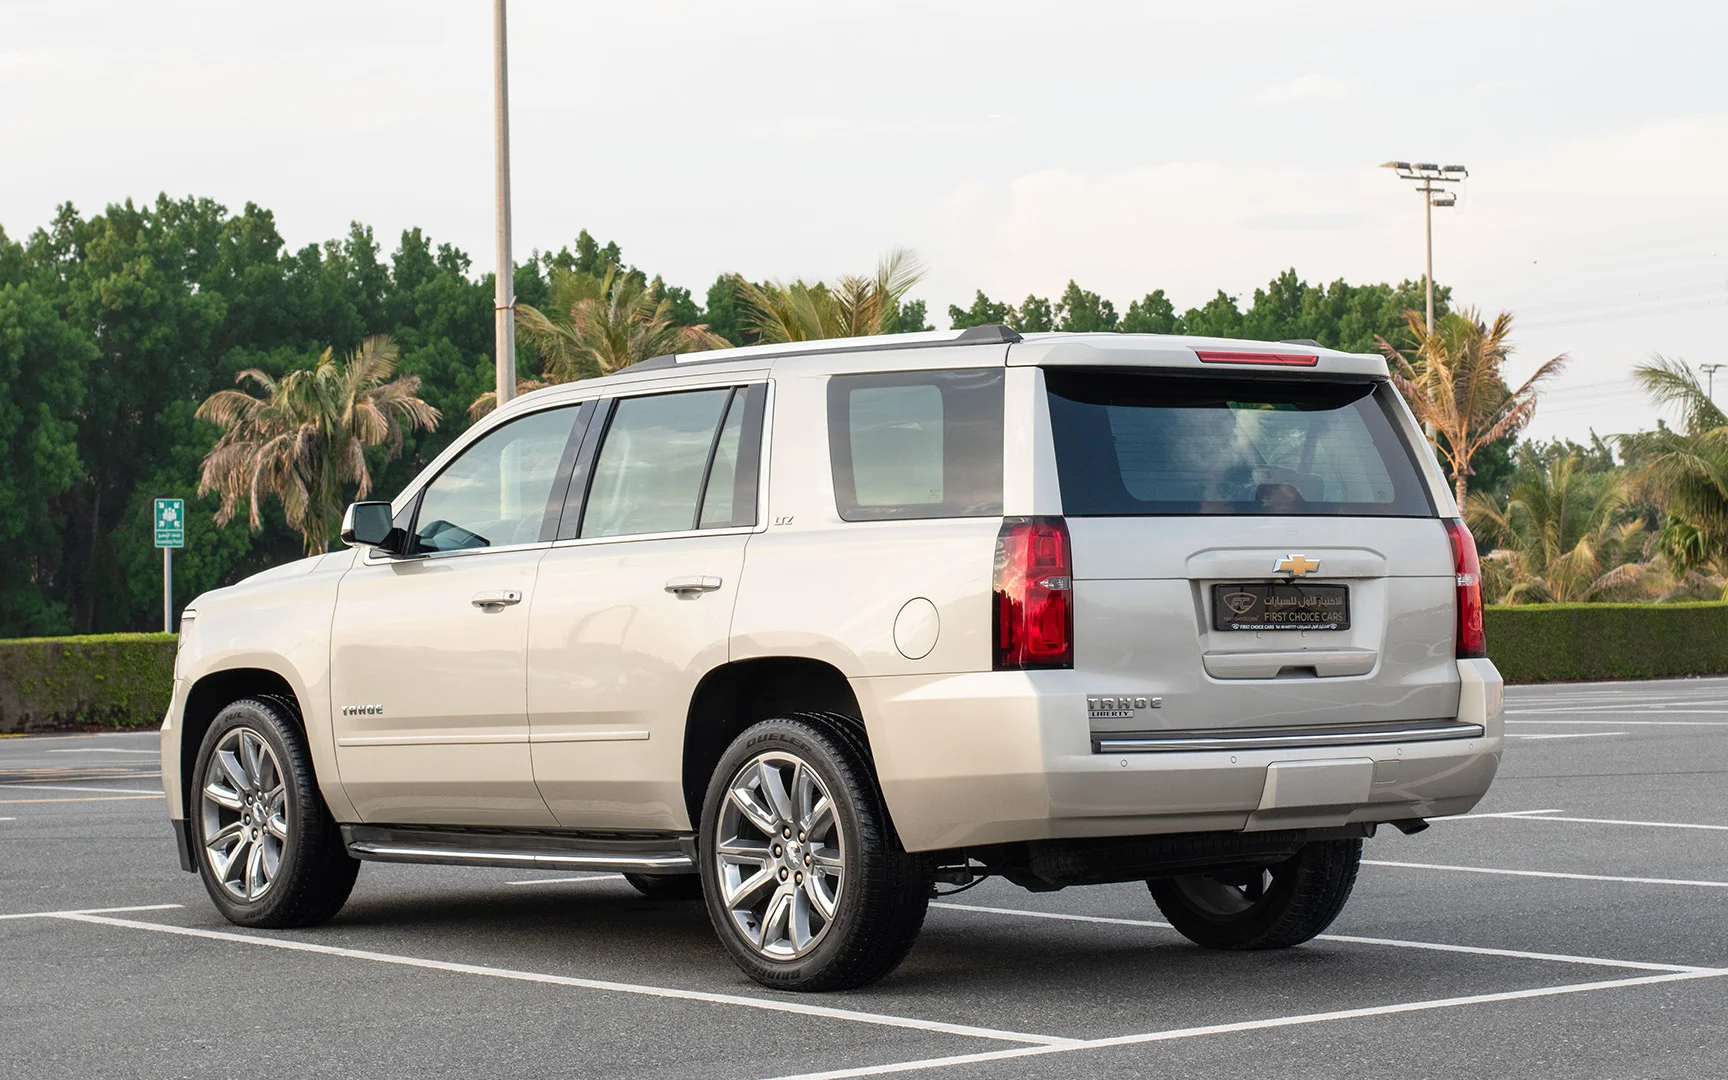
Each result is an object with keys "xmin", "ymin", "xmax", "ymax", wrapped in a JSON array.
[{"xmin": 855, "ymin": 658, "xmax": 1503, "ymax": 852}]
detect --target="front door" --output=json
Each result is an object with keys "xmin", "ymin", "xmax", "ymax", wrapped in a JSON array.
[
  {"xmin": 331, "ymin": 403, "xmax": 585, "ymax": 825},
  {"xmin": 529, "ymin": 383, "xmax": 765, "ymax": 831}
]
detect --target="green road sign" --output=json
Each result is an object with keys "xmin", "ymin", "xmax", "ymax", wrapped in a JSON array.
[{"xmin": 154, "ymin": 498, "xmax": 185, "ymax": 548}]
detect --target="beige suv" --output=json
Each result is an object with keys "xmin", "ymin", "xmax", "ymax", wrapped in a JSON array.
[{"xmin": 161, "ymin": 325, "xmax": 1503, "ymax": 990}]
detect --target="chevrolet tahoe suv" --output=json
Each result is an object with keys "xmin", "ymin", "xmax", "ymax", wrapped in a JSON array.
[{"xmin": 161, "ymin": 325, "xmax": 1503, "ymax": 991}]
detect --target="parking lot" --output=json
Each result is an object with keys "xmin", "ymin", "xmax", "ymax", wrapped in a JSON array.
[{"xmin": 3, "ymin": 678, "xmax": 1725, "ymax": 1080}]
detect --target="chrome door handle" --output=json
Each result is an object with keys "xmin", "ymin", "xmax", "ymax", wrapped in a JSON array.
[
  {"xmin": 471, "ymin": 590, "xmax": 523, "ymax": 608},
  {"xmin": 665, "ymin": 576, "xmax": 723, "ymax": 595}
]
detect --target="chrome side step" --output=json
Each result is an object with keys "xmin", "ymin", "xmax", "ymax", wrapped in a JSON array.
[
  {"xmin": 341, "ymin": 825, "xmax": 697, "ymax": 874},
  {"xmin": 1094, "ymin": 719, "xmax": 1485, "ymax": 754}
]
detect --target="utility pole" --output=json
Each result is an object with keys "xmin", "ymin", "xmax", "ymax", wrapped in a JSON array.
[
  {"xmin": 1381, "ymin": 162, "xmax": 1469, "ymax": 335},
  {"xmin": 1702, "ymin": 363, "xmax": 1723, "ymax": 403},
  {"xmin": 492, "ymin": 0, "xmax": 516, "ymax": 408}
]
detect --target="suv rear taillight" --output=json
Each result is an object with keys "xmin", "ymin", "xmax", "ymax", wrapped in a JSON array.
[
  {"xmin": 994, "ymin": 517, "xmax": 1074, "ymax": 670},
  {"xmin": 1444, "ymin": 519, "xmax": 1486, "ymax": 659}
]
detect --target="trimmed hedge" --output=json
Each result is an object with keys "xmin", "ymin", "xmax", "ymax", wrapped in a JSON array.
[
  {"xmin": 2, "ymin": 606, "xmax": 1725, "ymax": 730},
  {"xmin": 0, "ymin": 633, "xmax": 176, "ymax": 733},
  {"xmin": 1486, "ymin": 602, "xmax": 1728, "ymax": 683}
]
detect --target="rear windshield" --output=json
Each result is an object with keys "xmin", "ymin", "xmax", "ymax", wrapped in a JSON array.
[{"xmin": 1044, "ymin": 370, "xmax": 1433, "ymax": 517}]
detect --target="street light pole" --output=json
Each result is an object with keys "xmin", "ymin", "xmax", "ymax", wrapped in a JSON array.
[
  {"xmin": 1382, "ymin": 162, "xmax": 1468, "ymax": 336},
  {"xmin": 492, "ymin": 0, "xmax": 516, "ymax": 408}
]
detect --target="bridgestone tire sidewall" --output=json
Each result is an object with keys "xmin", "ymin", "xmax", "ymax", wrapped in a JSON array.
[
  {"xmin": 191, "ymin": 698, "xmax": 350, "ymax": 927},
  {"xmin": 1148, "ymin": 838, "xmax": 1362, "ymax": 951},
  {"xmin": 699, "ymin": 717, "xmax": 921, "ymax": 991}
]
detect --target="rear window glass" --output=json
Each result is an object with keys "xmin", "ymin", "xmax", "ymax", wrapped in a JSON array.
[
  {"xmin": 827, "ymin": 369, "xmax": 1004, "ymax": 521},
  {"xmin": 1044, "ymin": 370, "xmax": 1433, "ymax": 517}
]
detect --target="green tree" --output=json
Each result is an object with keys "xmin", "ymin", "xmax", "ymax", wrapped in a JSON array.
[
  {"xmin": 1379, "ymin": 309, "xmax": 1567, "ymax": 505},
  {"xmin": 1620, "ymin": 355, "xmax": 1728, "ymax": 574},
  {"xmin": 737, "ymin": 249, "xmax": 924, "ymax": 343},
  {"xmin": 0, "ymin": 283, "xmax": 94, "ymax": 634},
  {"xmin": 1120, "ymin": 290, "xmax": 1179, "ymax": 334},
  {"xmin": 1466, "ymin": 453, "xmax": 1648, "ymax": 603},
  {"xmin": 196, "ymin": 335, "xmax": 440, "ymax": 554},
  {"xmin": 490, "ymin": 266, "xmax": 730, "ymax": 415},
  {"xmin": 1055, "ymin": 281, "xmax": 1118, "ymax": 332}
]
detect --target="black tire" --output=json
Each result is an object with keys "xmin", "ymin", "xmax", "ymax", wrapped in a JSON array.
[
  {"xmin": 190, "ymin": 697, "xmax": 359, "ymax": 928},
  {"xmin": 699, "ymin": 714, "xmax": 930, "ymax": 991},
  {"xmin": 624, "ymin": 873, "xmax": 704, "ymax": 900},
  {"xmin": 1147, "ymin": 838, "xmax": 1361, "ymax": 950}
]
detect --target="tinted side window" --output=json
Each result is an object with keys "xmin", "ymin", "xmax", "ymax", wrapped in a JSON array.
[
  {"xmin": 413, "ymin": 406, "xmax": 581, "ymax": 553},
  {"xmin": 827, "ymin": 369, "xmax": 1004, "ymax": 522},
  {"xmin": 581, "ymin": 389, "xmax": 733, "ymax": 538}
]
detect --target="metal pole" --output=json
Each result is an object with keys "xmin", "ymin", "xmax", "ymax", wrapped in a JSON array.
[
  {"xmin": 163, "ymin": 547, "xmax": 173, "ymax": 634},
  {"xmin": 492, "ymin": 0, "xmax": 516, "ymax": 408},
  {"xmin": 1423, "ymin": 180, "xmax": 1435, "ymax": 335}
]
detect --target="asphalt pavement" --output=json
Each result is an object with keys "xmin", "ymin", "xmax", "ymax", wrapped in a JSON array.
[{"xmin": 2, "ymin": 679, "xmax": 1726, "ymax": 1079}]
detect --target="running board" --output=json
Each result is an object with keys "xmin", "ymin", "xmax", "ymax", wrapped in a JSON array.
[{"xmin": 341, "ymin": 825, "xmax": 698, "ymax": 874}]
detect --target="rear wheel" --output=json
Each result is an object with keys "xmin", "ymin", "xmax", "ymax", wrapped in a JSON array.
[
  {"xmin": 1147, "ymin": 838, "xmax": 1361, "ymax": 950},
  {"xmin": 624, "ymin": 873, "xmax": 703, "ymax": 900},
  {"xmin": 699, "ymin": 716, "xmax": 930, "ymax": 991},
  {"xmin": 192, "ymin": 698, "xmax": 359, "ymax": 928}
]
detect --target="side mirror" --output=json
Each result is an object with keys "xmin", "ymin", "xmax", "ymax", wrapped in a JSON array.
[{"xmin": 341, "ymin": 501, "xmax": 404, "ymax": 554}]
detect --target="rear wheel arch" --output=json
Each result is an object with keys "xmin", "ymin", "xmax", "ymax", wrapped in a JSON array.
[{"xmin": 682, "ymin": 657, "xmax": 869, "ymax": 826}]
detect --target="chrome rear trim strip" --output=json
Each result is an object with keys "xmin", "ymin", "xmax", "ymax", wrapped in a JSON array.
[{"xmin": 1095, "ymin": 721, "xmax": 1485, "ymax": 754}]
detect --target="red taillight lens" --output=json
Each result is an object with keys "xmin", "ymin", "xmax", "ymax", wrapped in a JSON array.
[
  {"xmin": 1195, "ymin": 350, "xmax": 1319, "ymax": 367},
  {"xmin": 994, "ymin": 517, "xmax": 1074, "ymax": 669},
  {"xmin": 1444, "ymin": 519, "xmax": 1486, "ymax": 659}
]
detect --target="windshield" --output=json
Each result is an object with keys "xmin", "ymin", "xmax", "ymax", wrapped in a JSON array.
[{"xmin": 1044, "ymin": 369, "xmax": 1434, "ymax": 517}]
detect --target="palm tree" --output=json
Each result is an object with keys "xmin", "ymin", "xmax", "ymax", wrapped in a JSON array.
[
  {"xmin": 1619, "ymin": 355, "xmax": 1728, "ymax": 574},
  {"xmin": 1465, "ymin": 453, "xmax": 1648, "ymax": 603},
  {"xmin": 736, "ymin": 249, "xmax": 923, "ymax": 344},
  {"xmin": 473, "ymin": 266, "xmax": 730, "ymax": 417},
  {"xmin": 1379, "ymin": 309, "xmax": 1567, "ymax": 505},
  {"xmin": 196, "ymin": 335, "xmax": 440, "ymax": 554}
]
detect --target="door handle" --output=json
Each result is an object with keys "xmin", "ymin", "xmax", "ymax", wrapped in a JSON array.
[
  {"xmin": 471, "ymin": 589, "xmax": 523, "ymax": 608},
  {"xmin": 665, "ymin": 576, "xmax": 723, "ymax": 596}
]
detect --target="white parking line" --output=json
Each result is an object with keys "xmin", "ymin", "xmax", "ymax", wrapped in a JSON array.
[
  {"xmin": 0, "ymin": 784, "xmax": 165, "ymax": 795},
  {"xmin": 506, "ymin": 873, "xmax": 623, "ymax": 886},
  {"xmin": 53, "ymin": 913, "xmax": 1077, "ymax": 1048},
  {"xmin": 1365, "ymin": 860, "xmax": 1728, "ymax": 889},
  {"xmin": 760, "ymin": 970, "xmax": 1727, "ymax": 1080},
  {"xmin": 1508, "ymin": 708, "xmax": 1728, "ymax": 717},
  {"xmin": 1507, "ymin": 719, "xmax": 1728, "ymax": 727},
  {"xmin": 1504, "ymin": 732, "xmax": 1625, "ymax": 740},
  {"xmin": 0, "ymin": 903, "xmax": 182, "ymax": 921},
  {"xmin": 44, "ymin": 749, "xmax": 161, "ymax": 755},
  {"xmin": 1452, "ymin": 812, "xmax": 1728, "ymax": 832},
  {"xmin": 930, "ymin": 902, "xmax": 1706, "ymax": 973}
]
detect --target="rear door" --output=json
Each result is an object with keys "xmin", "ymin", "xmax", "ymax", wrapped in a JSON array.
[
  {"xmin": 1041, "ymin": 365, "xmax": 1458, "ymax": 739},
  {"xmin": 527, "ymin": 383, "xmax": 766, "ymax": 832}
]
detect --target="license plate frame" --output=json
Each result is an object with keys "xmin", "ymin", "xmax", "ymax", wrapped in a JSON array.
[{"xmin": 1212, "ymin": 582, "xmax": 1350, "ymax": 632}]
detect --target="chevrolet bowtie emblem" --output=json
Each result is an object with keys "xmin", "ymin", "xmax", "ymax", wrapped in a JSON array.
[{"xmin": 1274, "ymin": 554, "xmax": 1320, "ymax": 576}]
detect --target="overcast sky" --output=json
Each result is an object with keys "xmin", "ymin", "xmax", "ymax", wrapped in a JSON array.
[{"xmin": 4, "ymin": 0, "xmax": 1725, "ymax": 441}]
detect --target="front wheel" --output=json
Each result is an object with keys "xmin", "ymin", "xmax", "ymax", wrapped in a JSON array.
[
  {"xmin": 1147, "ymin": 838, "xmax": 1361, "ymax": 950},
  {"xmin": 191, "ymin": 697, "xmax": 359, "ymax": 928},
  {"xmin": 699, "ymin": 716, "xmax": 930, "ymax": 991}
]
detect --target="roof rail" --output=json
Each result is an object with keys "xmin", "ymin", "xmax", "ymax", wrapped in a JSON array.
[{"xmin": 627, "ymin": 323, "xmax": 1023, "ymax": 373}]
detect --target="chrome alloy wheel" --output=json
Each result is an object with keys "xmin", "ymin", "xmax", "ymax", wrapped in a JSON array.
[
  {"xmin": 200, "ymin": 727, "xmax": 288, "ymax": 901},
  {"xmin": 714, "ymin": 751, "xmax": 845, "ymax": 960}
]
